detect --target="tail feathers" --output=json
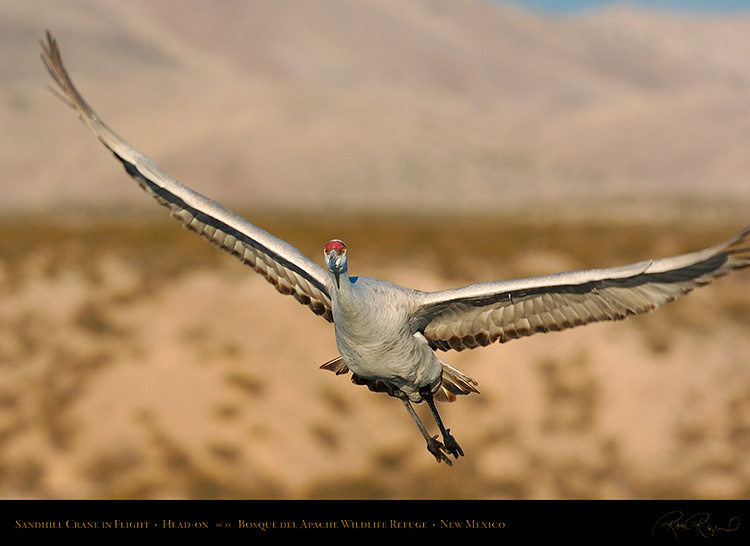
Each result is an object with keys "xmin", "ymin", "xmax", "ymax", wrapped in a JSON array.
[
  {"xmin": 434, "ymin": 362, "xmax": 480, "ymax": 402},
  {"xmin": 320, "ymin": 356, "xmax": 348, "ymax": 375},
  {"xmin": 320, "ymin": 356, "xmax": 479, "ymax": 402}
]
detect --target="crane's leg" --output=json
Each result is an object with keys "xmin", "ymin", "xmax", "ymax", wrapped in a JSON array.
[
  {"xmin": 398, "ymin": 395, "xmax": 453, "ymax": 465},
  {"xmin": 423, "ymin": 392, "xmax": 464, "ymax": 459}
]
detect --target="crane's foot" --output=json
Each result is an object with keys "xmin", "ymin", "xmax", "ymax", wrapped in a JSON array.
[
  {"xmin": 442, "ymin": 428, "xmax": 464, "ymax": 459},
  {"xmin": 426, "ymin": 435, "xmax": 453, "ymax": 466}
]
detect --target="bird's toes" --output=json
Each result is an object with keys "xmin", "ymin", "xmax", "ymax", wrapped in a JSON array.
[
  {"xmin": 443, "ymin": 429, "xmax": 464, "ymax": 459},
  {"xmin": 426, "ymin": 435, "xmax": 453, "ymax": 466}
]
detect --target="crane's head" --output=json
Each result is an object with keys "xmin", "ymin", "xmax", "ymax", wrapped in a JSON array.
[{"xmin": 324, "ymin": 239, "xmax": 348, "ymax": 288}]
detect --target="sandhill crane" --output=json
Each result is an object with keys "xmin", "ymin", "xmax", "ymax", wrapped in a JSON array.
[{"xmin": 41, "ymin": 32, "xmax": 750, "ymax": 465}]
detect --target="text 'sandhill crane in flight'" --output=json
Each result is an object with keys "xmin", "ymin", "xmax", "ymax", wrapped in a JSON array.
[{"xmin": 40, "ymin": 32, "xmax": 750, "ymax": 465}]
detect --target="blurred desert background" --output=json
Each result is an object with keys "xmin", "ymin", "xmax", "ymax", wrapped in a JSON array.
[{"xmin": 1, "ymin": 0, "xmax": 750, "ymax": 499}]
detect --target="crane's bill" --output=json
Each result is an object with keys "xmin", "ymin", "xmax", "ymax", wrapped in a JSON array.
[
  {"xmin": 40, "ymin": 31, "xmax": 334, "ymax": 321},
  {"xmin": 414, "ymin": 226, "xmax": 750, "ymax": 352}
]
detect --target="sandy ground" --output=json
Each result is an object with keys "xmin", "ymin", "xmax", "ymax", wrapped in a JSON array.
[{"xmin": 1, "ymin": 217, "xmax": 749, "ymax": 500}]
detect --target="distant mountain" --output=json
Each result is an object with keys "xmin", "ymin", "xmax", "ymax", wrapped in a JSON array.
[{"xmin": 3, "ymin": 0, "xmax": 749, "ymax": 218}]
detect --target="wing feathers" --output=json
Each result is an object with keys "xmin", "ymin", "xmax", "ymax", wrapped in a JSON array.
[
  {"xmin": 415, "ymin": 227, "xmax": 750, "ymax": 352},
  {"xmin": 40, "ymin": 32, "xmax": 750, "ymax": 357},
  {"xmin": 41, "ymin": 32, "xmax": 333, "ymax": 321}
]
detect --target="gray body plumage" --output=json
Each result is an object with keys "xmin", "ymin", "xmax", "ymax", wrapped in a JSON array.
[
  {"xmin": 332, "ymin": 275, "xmax": 443, "ymax": 401},
  {"xmin": 41, "ymin": 32, "xmax": 750, "ymax": 464}
]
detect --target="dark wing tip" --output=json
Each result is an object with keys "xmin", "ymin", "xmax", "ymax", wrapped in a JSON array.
[{"xmin": 40, "ymin": 30, "xmax": 93, "ymax": 115}]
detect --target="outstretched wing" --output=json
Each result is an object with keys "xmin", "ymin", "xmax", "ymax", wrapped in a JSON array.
[
  {"xmin": 411, "ymin": 227, "xmax": 750, "ymax": 351},
  {"xmin": 40, "ymin": 31, "xmax": 334, "ymax": 321}
]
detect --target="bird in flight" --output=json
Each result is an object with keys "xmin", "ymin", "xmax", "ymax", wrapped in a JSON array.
[{"xmin": 40, "ymin": 32, "xmax": 750, "ymax": 465}]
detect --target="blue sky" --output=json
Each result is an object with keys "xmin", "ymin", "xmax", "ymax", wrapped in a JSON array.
[{"xmin": 498, "ymin": 0, "xmax": 750, "ymax": 14}]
